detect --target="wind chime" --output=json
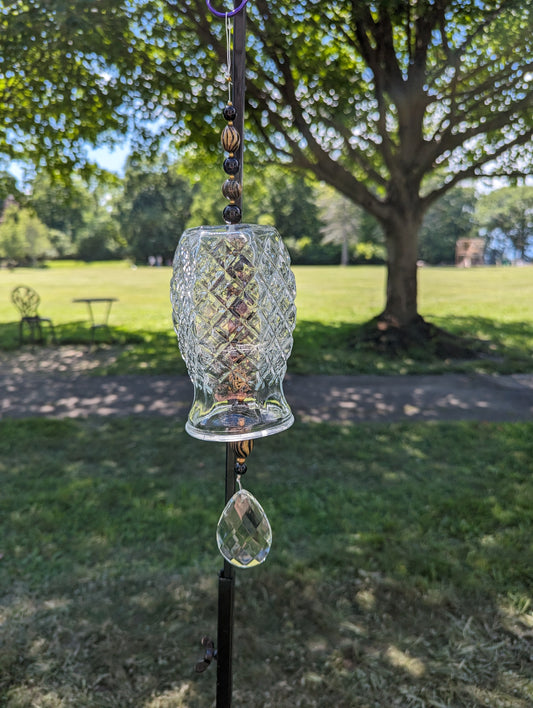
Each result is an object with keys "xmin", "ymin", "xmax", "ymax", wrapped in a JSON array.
[{"xmin": 170, "ymin": 1, "xmax": 296, "ymax": 705}]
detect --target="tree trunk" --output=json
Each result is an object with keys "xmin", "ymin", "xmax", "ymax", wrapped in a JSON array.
[
  {"xmin": 341, "ymin": 234, "xmax": 349, "ymax": 266},
  {"xmin": 380, "ymin": 215, "xmax": 421, "ymax": 328},
  {"xmin": 360, "ymin": 207, "xmax": 483, "ymax": 359}
]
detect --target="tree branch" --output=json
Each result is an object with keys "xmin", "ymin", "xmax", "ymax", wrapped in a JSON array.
[{"xmin": 421, "ymin": 129, "xmax": 533, "ymax": 210}]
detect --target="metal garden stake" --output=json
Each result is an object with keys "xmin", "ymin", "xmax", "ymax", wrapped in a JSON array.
[{"xmin": 170, "ymin": 2, "xmax": 296, "ymax": 705}]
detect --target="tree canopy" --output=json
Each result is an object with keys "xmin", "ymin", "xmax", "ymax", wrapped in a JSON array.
[
  {"xmin": 159, "ymin": 0, "xmax": 532, "ymax": 333},
  {"xmin": 2, "ymin": 1, "xmax": 532, "ymax": 341},
  {"xmin": 0, "ymin": 0, "xmax": 156, "ymax": 171}
]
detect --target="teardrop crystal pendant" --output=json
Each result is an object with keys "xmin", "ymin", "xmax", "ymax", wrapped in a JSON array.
[{"xmin": 216, "ymin": 488, "xmax": 272, "ymax": 568}]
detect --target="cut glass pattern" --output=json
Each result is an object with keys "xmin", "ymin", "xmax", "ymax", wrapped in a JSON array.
[{"xmin": 170, "ymin": 224, "xmax": 296, "ymax": 441}]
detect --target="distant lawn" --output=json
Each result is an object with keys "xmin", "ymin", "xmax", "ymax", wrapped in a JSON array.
[
  {"xmin": 0, "ymin": 417, "xmax": 531, "ymax": 707},
  {"xmin": 0, "ymin": 261, "xmax": 532, "ymax": 375}
]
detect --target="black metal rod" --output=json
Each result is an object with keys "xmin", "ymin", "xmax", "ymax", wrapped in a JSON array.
[
  {"xmin": 216, "ymin": 5, "xmax": 246, "ymax": 707},
  {"xmin": 216, "ymin": 444, "xmax": 237, "ymax": 707}
]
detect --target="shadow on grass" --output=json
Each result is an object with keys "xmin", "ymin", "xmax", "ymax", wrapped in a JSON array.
[
  {"xmin": 0, "ymin": 321, "xmax": 145, "ymax": 350},
  {"xmin": 99, "ymin": 330, "xmax": 187, "ymax": 375},
  {"xmin": 0, "ymin": 322, "xmax": 187, "ymax": 376},
  {"xmin": 433, "ymin": 314, "xmax": 533, "ymax": 351},
  {"xmin": 0, "ymin": 418, "xmax": 531, "ymax": 706},
  {"xmin": 1, "ymin": 315, "xmax": 531, "ymax": 377},
  {"xmin": 292, "ymin": 316, "xmax": 533, "ymax": 375}
]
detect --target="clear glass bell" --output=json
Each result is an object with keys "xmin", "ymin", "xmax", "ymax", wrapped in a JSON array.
[{"xmin": 170, "ymin": 223, "xmax": 296, "ymax": 441}]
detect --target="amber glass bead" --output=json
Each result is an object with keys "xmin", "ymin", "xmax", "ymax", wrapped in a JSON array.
[
  {"xmin": 223, "ymin": 204, "xmax": 242, "ymax": 224},
  {"xmin": 223, "ymin": 157, "xmax": 239, "ymax": 175},
  {"xmin": 222, "ymin": 179, "xmax": 242, "ymax": 201},
  {"xmin": 221, "ymin": 125, "xmax": 241, "ymax": 153},
  {"xmin": 223, "ymin": 104, "xmax": 237, "ymax": 122}
]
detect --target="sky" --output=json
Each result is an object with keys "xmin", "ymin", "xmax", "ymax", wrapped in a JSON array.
[
  {"xmin": 86, "ymin": 144, "xmax": 130, "ymax": 175},
  {"xmin": 7, "ymin": 143, "xmax": 130, "ymax": 186}
]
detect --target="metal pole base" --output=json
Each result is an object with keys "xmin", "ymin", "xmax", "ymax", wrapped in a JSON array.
[{"xmin": 216, "ymin": 561, "xmax": 235, "ymax": 707}]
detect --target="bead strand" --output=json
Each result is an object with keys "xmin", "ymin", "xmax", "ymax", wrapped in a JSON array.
[{"xmin": 221, "ymin": 102, "xmax": 242, "ymax": 224}]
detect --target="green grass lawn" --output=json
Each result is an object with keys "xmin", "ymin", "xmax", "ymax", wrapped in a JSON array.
[
  {"xmin": 1, "ymin": 262, "xmax": 532, "ymax": 705},
  {"xmin": 0, "ymin": 418, "xmax": 531, "ymax": 707},
  {"xmin": 0, "ymin": 261, "xmax": 532, "ymax": 375}
]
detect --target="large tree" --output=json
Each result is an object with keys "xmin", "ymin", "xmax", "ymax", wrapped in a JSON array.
[
  {"xmin": 140, "ymin": 0, "xmax": 533, "ymax": 343},
  {"xmin": 2, "ymin": 1, "xmax": 532, "ymax": 344}
]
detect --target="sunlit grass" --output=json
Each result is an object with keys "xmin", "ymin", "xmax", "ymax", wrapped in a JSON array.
[
  {"xmin": 0, "ymin": 417, "xmax": 531, "ymax": 706},
  {"xmin": 0, "ymin": 262, "xmax": 532, "ymax": 374}
]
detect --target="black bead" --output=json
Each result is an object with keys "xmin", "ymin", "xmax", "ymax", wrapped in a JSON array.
[
  {"xmin": 223, "ymin": 204, "xmax": 242, "ymax": 224},
  {"xmin": 234, "ymin": 461, "xmax": 247, "ymax": 475},
  {"xmin": 223, "ymin": 104, "xmax": 237, "ymax": 122},
  {"xmin": 223, "ymin": 157, "xmax": 239, "ymax": 175}
]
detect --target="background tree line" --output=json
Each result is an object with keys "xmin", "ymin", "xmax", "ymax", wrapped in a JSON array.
[{"xmin": 1, "ymin": 162, "xmax": 531, "ymax": 268}]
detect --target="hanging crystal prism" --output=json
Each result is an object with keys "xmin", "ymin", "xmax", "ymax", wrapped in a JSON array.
[{"xmin": 216, "ymin": 480, "xmax": 272, "ymax": 568}]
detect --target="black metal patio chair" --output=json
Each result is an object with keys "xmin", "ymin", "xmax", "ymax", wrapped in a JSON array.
[{"xmin": 11, "ymin": 285, "xmax": 57, "ymax": 345}]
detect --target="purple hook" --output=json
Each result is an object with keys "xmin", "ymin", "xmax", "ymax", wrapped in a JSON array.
[{"xmin": 205, "ymin": 0, "xmax": 248, "ymax": 17}]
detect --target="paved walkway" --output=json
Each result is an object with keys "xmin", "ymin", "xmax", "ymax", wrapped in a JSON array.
[{"xmin": 1, "ymin": 347, "xmax": 532, "ymax": 423}]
